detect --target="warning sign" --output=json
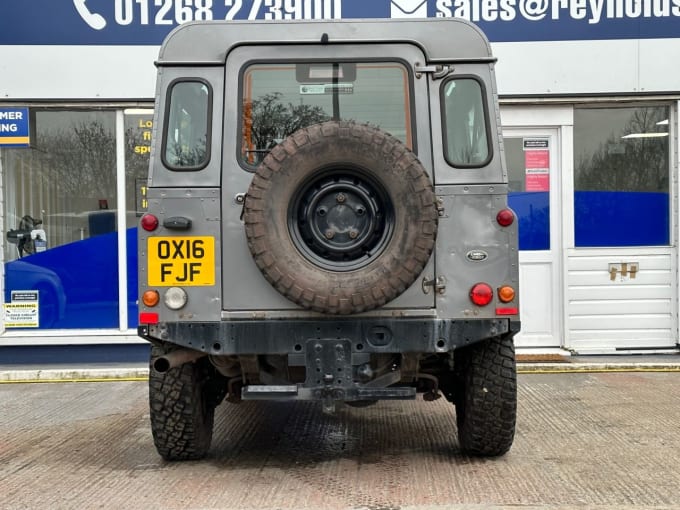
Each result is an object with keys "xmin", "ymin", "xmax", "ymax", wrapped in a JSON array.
[{"xmin": 3, "ymin": 290, "xmax": 39, "ymax": 328}]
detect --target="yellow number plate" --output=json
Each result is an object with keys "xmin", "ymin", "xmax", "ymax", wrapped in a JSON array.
[{"xmin": 148, "ymin": 236, "xmax": 215, "ymax": 286}]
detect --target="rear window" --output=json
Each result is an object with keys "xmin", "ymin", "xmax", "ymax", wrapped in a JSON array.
[
  {"xmin": 162, "ymin": 80, "xmax": 211, "ymax": 170},
  {"xmin": 240, "ymin": 61, "xmax": 413, "ymax": 166},
  {"xmin": 441, "ymin": 77, "xmax": 491, "ymax": 168}
]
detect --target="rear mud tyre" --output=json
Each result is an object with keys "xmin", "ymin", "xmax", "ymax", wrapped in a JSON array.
[
  {"xmin": 454, "ymin": 333, "xmax": 517, "ymax": 456},
  {"xmin": 244, "ymin": 121, "xmax": 438, "ymax": 315},
  {"xmin": 148, "ymin": 344, "xmax": 216, "ymax": 461}
]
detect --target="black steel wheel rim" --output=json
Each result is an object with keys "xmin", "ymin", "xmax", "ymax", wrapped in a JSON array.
[{"xmin": 289, "ymin": 167, "xmax": 394, "ymax": 271}]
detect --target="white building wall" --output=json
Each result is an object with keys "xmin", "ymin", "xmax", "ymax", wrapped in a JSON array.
[
  {"xmin": 1, "ymin": 39, "xmax": 680, "ymax": 99},
  {"xmin": 494, "ymin": 39, "xmax": 680, "ymax": 95},
  {"xmin": 0, "ymin": 46, "xmax": 158, "ymax": 100}
]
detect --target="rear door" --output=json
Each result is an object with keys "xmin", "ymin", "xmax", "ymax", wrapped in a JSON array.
[{"xmin": 220, "ymin": 43, "xmax": 436, "ymax": 313}]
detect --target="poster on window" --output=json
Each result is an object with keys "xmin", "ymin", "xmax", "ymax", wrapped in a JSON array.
[{"xmin": 524, "ymin": 138, "xmax": 550, "ymax": 192}]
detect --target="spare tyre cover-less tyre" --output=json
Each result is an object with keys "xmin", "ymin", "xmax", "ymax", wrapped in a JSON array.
[{"xmin": 244, "ymin": 121, "xmax": 438, "ymax": 315}]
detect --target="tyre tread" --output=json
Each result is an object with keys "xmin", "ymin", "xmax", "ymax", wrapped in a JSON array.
[
  {"xmin": 148, "ymin": 345, "xmax": 215, "ymax": 461},
  {"xmin": 456, "ymin": 334, "xmax": 517, "ymax": 456}
]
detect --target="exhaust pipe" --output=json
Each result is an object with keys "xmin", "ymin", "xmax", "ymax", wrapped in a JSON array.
[{"xmin": 152, "ymin": 348, "xmax": 207, "ymax": 373}]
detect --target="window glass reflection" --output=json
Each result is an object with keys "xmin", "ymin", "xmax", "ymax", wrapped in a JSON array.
[
  {"xmin": 163, "ymin": 81, "xmax": 210, "ymax": 169},
  {"xmin": 574, "ymin": 106, "xmax": 670, "ymax": 247},
  {"xmin": 441, "ymin": 78, "xmax": 490, "ymax": 167},
  {"xmin": 2, "ymin": 110, "xmax": 118, "ymax": 329},
  {"xmin": 241, "ymin": 62, "xmax": 412, "ymax": 165},
  {"xmin": 505, "ymin": 137, "xmax": 550, "ymax": 251}
]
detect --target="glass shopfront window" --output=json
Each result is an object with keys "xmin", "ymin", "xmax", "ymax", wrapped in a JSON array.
[
  {"xmin": 2, "ymin": 107, "xmax": 155, "ymax": 331},
  {"xmin": 574, "ymin": 105, "xmax": 670, "ymax": 247},
  {"xmin": 2, "ymin": 110, "xmax": 118, "ymax": 328}
]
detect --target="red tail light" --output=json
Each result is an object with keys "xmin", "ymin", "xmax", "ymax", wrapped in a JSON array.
[
  {"xmin": 141, "ymin": 214, "xmax": 159, "ymax": 231},
  {"xmin": 470, "ymin": 283, "xmax": 493, "ymax": 306},
  {"xmin": 496, "ymin": 209, "xmax": 515, "ymax": 227}
]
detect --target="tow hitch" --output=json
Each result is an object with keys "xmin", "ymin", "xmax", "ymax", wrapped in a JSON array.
[{"xmin": 241, "ymin": 339, "xmax": 416, "ymax": 404}]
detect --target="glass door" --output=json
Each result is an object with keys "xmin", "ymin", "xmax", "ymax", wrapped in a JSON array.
[{"xmin": 504, "ymin": 128, "xmax": 562, "ymax": 348}]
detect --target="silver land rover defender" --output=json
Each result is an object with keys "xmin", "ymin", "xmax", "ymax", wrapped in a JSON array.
[{"xmin": 138, "ymin": 18, "xmax": 520, "ymax": 461}]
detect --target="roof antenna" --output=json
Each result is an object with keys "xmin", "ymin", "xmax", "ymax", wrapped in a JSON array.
[{"xmin": 321, "ymin": 33, "xmax": 329, "ymax": 44}]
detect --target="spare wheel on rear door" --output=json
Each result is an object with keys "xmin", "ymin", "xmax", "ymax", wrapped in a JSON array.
[{"xmin": 243, "ymin": 121, "xmax": 438, "ymax": 315}]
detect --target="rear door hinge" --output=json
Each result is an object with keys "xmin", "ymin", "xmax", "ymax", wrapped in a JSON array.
[
  {"xmin": 422, "ymin": 275, "xmax": 446, "ymax": 295},
  {"xmin": 414, "ymin": 63, "xmax": 453, "ymax": 80},
  {"xmin": 435, "ymin": 196, "xmax": 445, "ymax": 216}
]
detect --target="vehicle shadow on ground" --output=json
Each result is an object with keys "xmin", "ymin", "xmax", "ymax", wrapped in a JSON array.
[{"xmin": 207, "ymin": 399, "xmax": 482, "ymax": 469}]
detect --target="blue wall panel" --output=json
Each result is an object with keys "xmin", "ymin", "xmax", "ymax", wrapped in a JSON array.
[
  {"xmin": 574, "ymin": 191, "xmax": 669, "ymax": 247},
  {"xmin": 127, "ymin": 227, "xmax": 138, "ymax": 329}
]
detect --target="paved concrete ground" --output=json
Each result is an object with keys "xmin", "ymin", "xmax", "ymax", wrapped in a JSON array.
[
  {"xmin": 1, "ymin": 372, "xmax": 679, "ymax": 509},
  {"xmin": 2, "ymin": 353, "xmax": 680, "ymax": 382},
  {"xmin": 1, "ymin": 351, "xmax": 679, "ymax": 382}
]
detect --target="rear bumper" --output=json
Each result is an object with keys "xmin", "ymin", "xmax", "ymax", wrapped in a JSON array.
[{"xmin": 138, "ymin": 317, "xmax": 520, "ymax": 355}]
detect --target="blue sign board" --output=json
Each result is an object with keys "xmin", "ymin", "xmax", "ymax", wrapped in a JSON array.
[
  {"xmin": 0, "ymin": 0, "xmax": 678, "ymax": 45},
  {"xmin": 0, "ymin": 108, "xmax": 30, "ymax": 147}
]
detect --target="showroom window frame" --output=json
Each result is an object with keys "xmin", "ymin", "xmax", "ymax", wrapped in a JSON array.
[{"xmin": 572, "ymin": 102, "xmax": 673, "ymax": 248}]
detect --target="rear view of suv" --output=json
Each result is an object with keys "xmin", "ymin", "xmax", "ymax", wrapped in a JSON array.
[{"xmin": 138, "ymin": 18, "xmax": 520, "ymax": 461}]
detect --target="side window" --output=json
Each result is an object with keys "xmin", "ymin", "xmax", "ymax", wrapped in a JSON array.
[
  {"xmin": 441, "ymin": 78, "xmax": 490, "ymax": 167},
  {"xmin": 162, "ymin": 80, "xmax": 211, "ymax": 170}
]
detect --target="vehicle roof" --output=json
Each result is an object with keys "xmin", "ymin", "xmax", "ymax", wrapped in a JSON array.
[{"xmin": 157, "ymin": 18, "xmax": 494, "ymax": 65}]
